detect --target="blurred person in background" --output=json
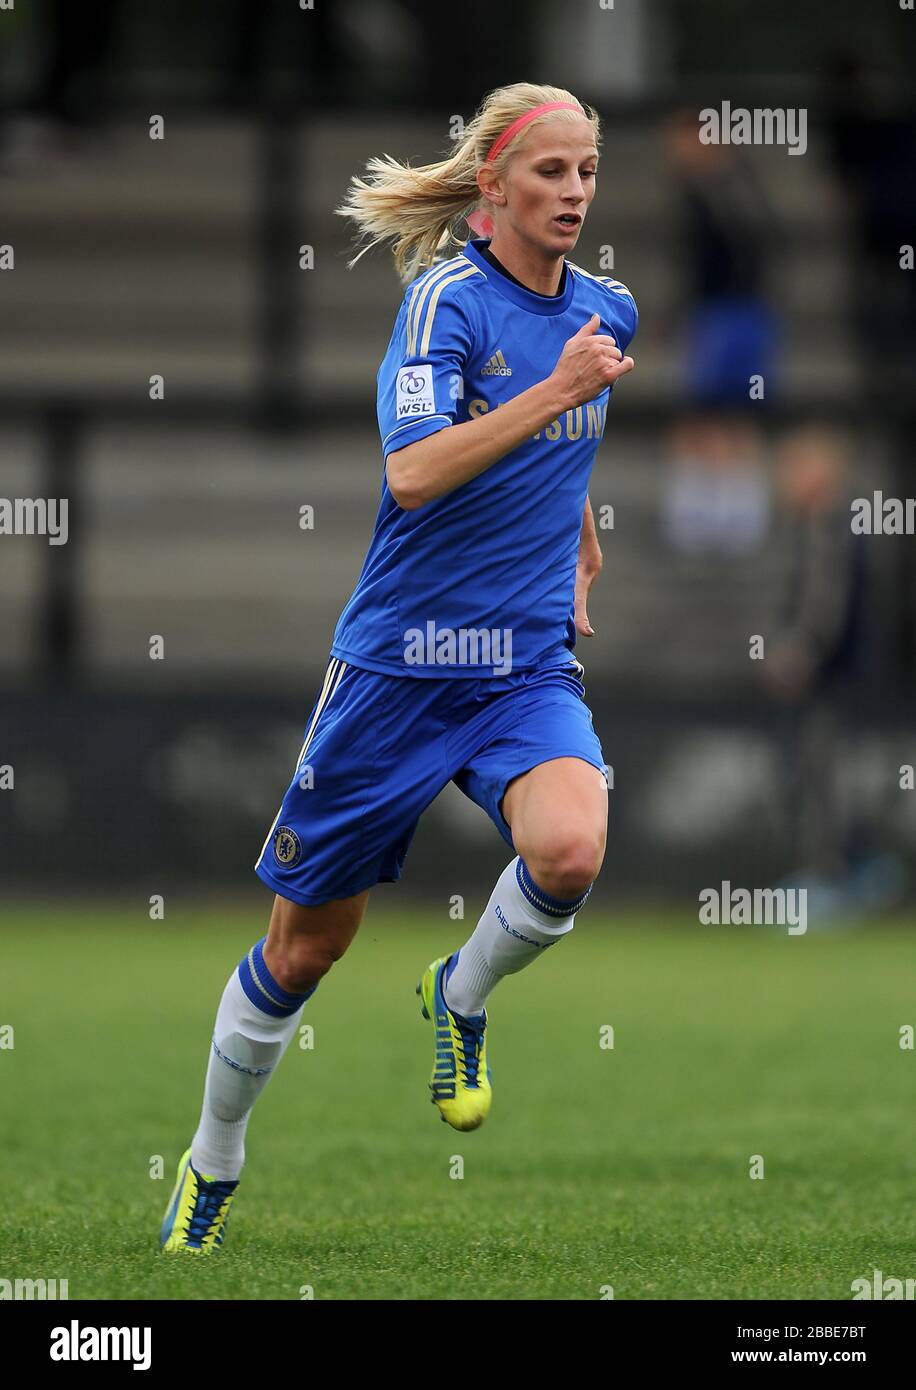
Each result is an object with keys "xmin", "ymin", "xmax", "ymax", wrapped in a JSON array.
[
  {"xmin": 659, "ymin": 109, "xmax": 780, "ymax": 588},
  {"xmin": 824, "ymin": 53, "xmax": 916, "ymax": 688},
  {"xmin": 0, "ymin": 0, "xmax": 121, "ymax": 163},
  {"xmin": 762, "ymin": 424, "xmax": 876, "ymax": 912},
  {"xmin": 824, "ymin": 52, "xmax": 916, "ymax": 404},
  {"xmin": 220, "ymin": 0, "xmax": 537, "ymax": 112},
  {"xmin": 664, "ymin": 106, "xmax": 782, "ymax": 408},
  {"xmin": 661, "ymin": 412, "xmax": 770, "ymax": 556}
]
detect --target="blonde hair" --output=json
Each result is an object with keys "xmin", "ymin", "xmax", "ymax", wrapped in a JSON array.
[{"xmin": 336, "ymin": 82, "xmax": 600, "ymax": 285}]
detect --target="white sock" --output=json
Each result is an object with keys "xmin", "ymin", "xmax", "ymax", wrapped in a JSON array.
[
  {"xmin": 190, "ymin": 937, "xmax": 315, "ymax": 1181},
  {"xmin": 443, "ymin": 856, "xmax": 592, "ymax": 1017}
]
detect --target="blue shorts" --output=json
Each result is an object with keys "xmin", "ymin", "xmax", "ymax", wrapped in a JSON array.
[{"xmin": 254, "ymin": 654, "xmax": 607, "ymax": 905}]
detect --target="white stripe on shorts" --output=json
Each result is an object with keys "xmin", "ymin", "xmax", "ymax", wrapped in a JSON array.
[{"xmin": 254, "ymin": 656, "xmax": 348, "ymax": 870}]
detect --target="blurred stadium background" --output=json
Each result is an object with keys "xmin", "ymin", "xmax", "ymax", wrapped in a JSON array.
[
  {"xmin": 3, "ymin": 0, "xmax": 916, "ymax": 1306},
  {"xmin": 1, "ymin": 0, "xmax": 914, "ymax": 911}
]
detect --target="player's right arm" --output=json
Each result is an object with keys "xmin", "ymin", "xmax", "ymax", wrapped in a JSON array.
[{"xmin": 387, "ymin": 313, "xmax": 633, "ymax": 511}]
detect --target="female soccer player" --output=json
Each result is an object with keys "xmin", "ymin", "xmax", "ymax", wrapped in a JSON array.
[{"xmin": 161, "ymin": 81, "xmax": 637, "ymax": 1253}]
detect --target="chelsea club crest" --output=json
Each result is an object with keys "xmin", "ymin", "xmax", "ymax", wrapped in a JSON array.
[{"xmin": 273, "ymin": 825, "xmax": 301, "ymax": 867}]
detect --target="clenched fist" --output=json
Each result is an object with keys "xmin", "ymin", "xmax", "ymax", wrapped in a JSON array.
[{"xmin": 550, "ymin": 313, "xmax": 634, "ymax": 410}]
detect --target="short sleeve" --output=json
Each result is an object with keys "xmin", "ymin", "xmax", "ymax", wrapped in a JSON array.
[
  {"xmin": 607, "ymin": 281, "xmax": 638, "ymax": 355},
  {"xmin": 378, "ymin": 269, "xmax": 478, "ymax": 458}
]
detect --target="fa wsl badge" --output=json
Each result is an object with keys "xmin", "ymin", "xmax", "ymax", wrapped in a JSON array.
[{"xmin": 395, "ymin": 365, "xmax": 435, "ymax": 419}]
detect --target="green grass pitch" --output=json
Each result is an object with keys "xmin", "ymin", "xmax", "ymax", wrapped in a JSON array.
[{"xmin": 1, "ymin": 902, "xmax": 914, "ymax": 1300}]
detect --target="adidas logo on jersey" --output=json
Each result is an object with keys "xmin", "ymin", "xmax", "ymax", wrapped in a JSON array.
[{"xmin": 482, "ymin": 350, "xmax": 512, "ymax": 377}]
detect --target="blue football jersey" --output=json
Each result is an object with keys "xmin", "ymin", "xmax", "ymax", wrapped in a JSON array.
[{"xmin": 329, "ymin": 237, "xmax": 638, "ymax": 678}]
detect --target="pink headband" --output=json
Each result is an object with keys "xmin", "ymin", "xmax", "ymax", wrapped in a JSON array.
[
  {"xmin": 485, "ymin": 101, "xmax": 584, "ymax": 163},
  {"xmin": 466, "ymin": 101, "xmax": 585, "ymax": 240}
]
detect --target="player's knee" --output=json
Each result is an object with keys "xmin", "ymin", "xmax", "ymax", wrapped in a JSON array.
[
  {"xmin": 266, "ymin": 892, "xmax": 364, "ymax": 993},
  {"xmin": 524, "ymin": 831, "xmax": 604, "ymax": 902},
  {"xmin": 269, "ymin": 934, "xmax": 345, "ymax": 994}
]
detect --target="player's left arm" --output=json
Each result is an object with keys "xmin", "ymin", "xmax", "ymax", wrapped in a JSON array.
[{"xmin": 575, "ymin": 495, "xmax": 602, "ymax": 638}]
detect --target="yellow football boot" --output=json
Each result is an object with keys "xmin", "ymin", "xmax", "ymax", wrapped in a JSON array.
[
  {"xmin": 160, "ymin": 1147, "xmax": 238, "ymax": 1254},
  {"xmin": 417, "ymin": 956, "xmax": 492, "ymax": 1131}
]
